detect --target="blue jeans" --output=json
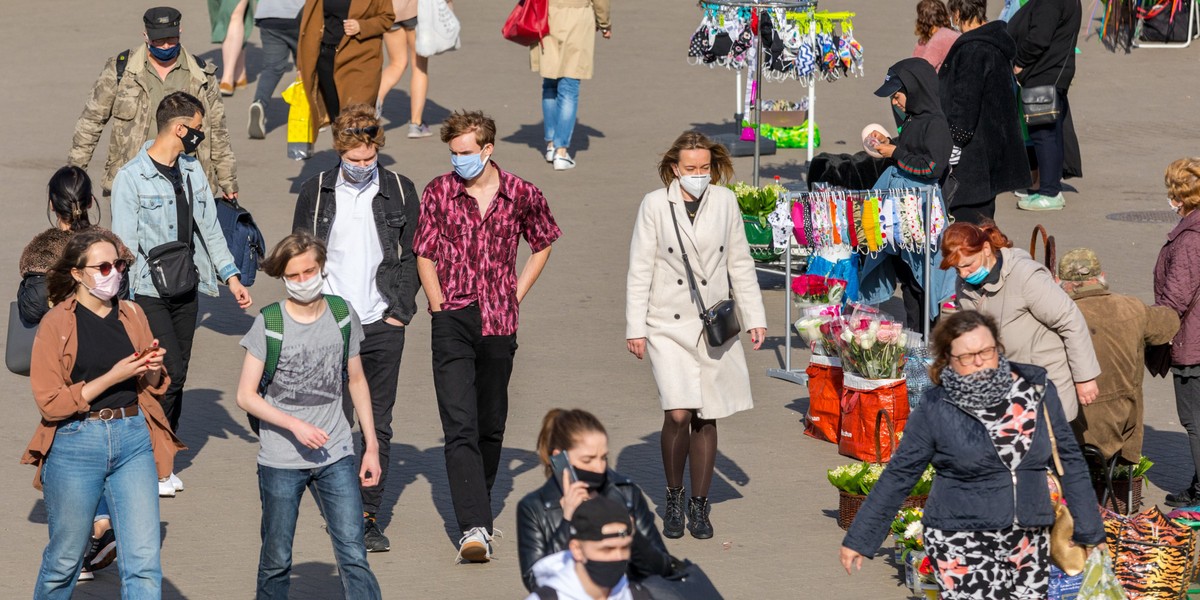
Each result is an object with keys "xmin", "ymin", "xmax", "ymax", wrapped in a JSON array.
[
  {"xmin": 253, "ymin": 25, "xmax": 300, "ymax": 108},
  {"xmin": 542, "ymin": 77, "xmax": 580, "ymax": 150},
  {"xmin": 35, "ymin": 414, "xmax": 161, "ymax": 600},
  {"xmin": 256, "ymin": 456, "xmax": 381, "ymax": 600}
]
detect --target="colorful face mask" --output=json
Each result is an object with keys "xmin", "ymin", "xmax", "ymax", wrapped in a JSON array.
[{"xmin": 862, "ymin": 197, "xmax": 882, "ymax": 253}]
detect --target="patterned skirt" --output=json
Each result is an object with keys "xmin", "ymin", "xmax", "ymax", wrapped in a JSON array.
[{"xmin": 923, "ymin": 526, "xmax": 1050, "ymax": 600}]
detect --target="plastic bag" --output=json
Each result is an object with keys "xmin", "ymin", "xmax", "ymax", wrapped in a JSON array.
[
  {"xmin": 1077, "ymin": 549, "xmax": 1124, "ymax": 600},
  {"xmin": 416, "ymin": 0, "xmax": 461, "ymax": 57},
  {"xmin": 903, "ymin": 342, "xmax": 932, "ymax": 409}
]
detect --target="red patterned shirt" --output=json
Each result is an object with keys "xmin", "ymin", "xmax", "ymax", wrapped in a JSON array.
[{"xmin": 414, "ymin": 162, "xmax": 562, "ymax": 336}]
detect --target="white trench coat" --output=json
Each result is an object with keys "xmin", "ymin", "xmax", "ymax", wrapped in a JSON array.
[{"xmin": 625, "ymin": 181, "xmax": 768, "ymax": 420}]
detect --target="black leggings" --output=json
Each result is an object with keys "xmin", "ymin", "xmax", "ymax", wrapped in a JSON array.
[
  {"xmin": 316, "ymin": 44, "xmax": 340, "ymax": 122},
  {"xmin": 1175, "ymin": 372, "xmax": 1200, "ymax": 493},
  {"xmin": 661, "ymin": 410, "xmax": 718, "ymax": 497}
]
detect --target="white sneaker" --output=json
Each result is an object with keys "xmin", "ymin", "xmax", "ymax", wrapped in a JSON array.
[
  {"xmin": 169, "ymin": 472, "xmax": 184, "ymax": 492},
  {"xmin": 456, "ymin": 527, "xmax": 493, "ymax": 564},
  {"xmin": 553, "ymin": 154, "xmax": 576, "ymax": 171},
  {"xmin": 544, "ymin": 146, "xmax": 556, "ymax": 163},
  {"xmin": 158, "ymin": 478, "xmax": 176, "ymax": 498}
]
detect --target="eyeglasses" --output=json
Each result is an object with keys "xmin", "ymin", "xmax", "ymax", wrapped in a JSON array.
[
  {"xmin": 950, "ymin": 346, "xmax": 997, "ymax": 366},
  {"xmin": 85, "ymin": 260, "xmax": 128, "ymax": 276},
  {"xmin": 343, "ymin": 125, "xmax": 380, "ymax": 137}
]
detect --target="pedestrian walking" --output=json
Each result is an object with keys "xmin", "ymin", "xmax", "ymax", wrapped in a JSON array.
[
  {"xmin": 298, "ymin": 0, "xmax": 393, "ymax": 137},
  {"xmin": 1057, "ymin": 248, "xmax": 1178, "ymax": 463},
  {"xmin": 518, "ymin": 409, "xmax": 675, "ymax": 591},
  {"xmin": 1154, "ymin": 157, "xmax": 1200, "ymax": 507},
  {"xmin": 625, "ymin": 130, "xmax": 766, "ymax": 540},
  {"xmin": 841, "ymin": 310, "xmax": 1106, "ymax": 599},
  {"xmin": 248, "ymin": 0, "xmax": 305, "ymax": 140},
  {"xmin": 912, "ymin": 0, "xmax": 959, "ymax": 72},
  {"xmin": 24, "ymin": 229, "xmax": 183, "ymax": 599},
  {"xmin": 111, "ymin": 92, "xmax": 254, "ymax": 496},
  {"xmin": 942, "ymin": 220, "xmax": 1100, "ymax": 421},
  {"xmin": 292, "ymin": 104, "xmax": 421, "ymax": 552},
  {"xmin": 376, "ymin": 0, "xmax": 438, "ymax": 138},
  {"xmin": 68, "ymin": 7, "xmax": 239, "ymax": 199},
  {"xmin": 525, "ymin": 496, "xmax": 648, "ymax": 600},
  {"xmin": 235, "ymin": 232, "xmax": 382, "ymax": 600},
  {"xmin": 939, "ymin": 0, "xmax": 1032, "ymax": 223},
  {"xmin": 414, "ymin": 110, "xmax": 561, "ymax": 562},
  {"xmin": 209, "ymin": 0, "xmax": 256, "ymax": 96},
  {"xmin": 532, "ymin": 0, "xmax": 612, "ymax": 171}
]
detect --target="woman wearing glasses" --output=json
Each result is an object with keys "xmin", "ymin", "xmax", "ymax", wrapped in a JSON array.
[
  {"xmin": 23, "ymin": 229, "xmax": 183, "ymax": 597},
  {"xmin": 940, "ymin": 220, "xmax": 1100, "ymax": 422},
  {"xmin": 840, "ymin": 310, "xmax": 1104, "ymax": 598}
]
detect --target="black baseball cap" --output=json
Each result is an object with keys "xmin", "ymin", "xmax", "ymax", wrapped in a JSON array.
[
  {"xmin": 874, "ymin": 68, "xmax": 904, "ymax": 98},
  {"xmin": 144, "ymin": 7, "xmax": 182, "ymax": 40},
  {"xmin": 569, "ymin": 497, "xmax": 632, "ymax": 542}
]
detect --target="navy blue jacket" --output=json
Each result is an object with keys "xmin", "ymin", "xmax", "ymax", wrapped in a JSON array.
[{"xmin": 842, "ymin": 362, "xmax": 1104, "ymax": 557}]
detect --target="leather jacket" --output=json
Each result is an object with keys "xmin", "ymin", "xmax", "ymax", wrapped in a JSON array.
[{"xmin": 517, "ymin": 469, "xmax": 674, "ymax": 592}]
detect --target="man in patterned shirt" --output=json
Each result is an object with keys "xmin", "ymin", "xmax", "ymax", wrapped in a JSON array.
[{"xmin": 414, "ymin": 110, "xmax": 562, "ymax": 563}]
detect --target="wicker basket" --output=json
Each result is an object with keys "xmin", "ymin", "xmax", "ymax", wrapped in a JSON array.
[
  {"xmin": 837, "ymin": 491, "xmax": 928, "ymax": 530},
  {"xmin": 1093, "ymin": 476, "xmax": 1143, "ymax": 515}
]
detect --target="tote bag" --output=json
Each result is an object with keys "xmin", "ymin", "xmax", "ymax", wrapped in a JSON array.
[
  {"xmin": 804, "ymin": 355, "xmax": 842, "ymax": 444},
  {"xmin": 838, "ymin": 374, "xmax": 909, "ymax": 462},
  {"xmin": 415, "ymin": 0, "xmax": 461, "ymax": 57},
  {"xmin": 502, "ymin": 0, "xmax": 549, "ymax": 46}
]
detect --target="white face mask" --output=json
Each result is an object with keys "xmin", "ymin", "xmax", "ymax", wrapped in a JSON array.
[
  {"xmin": 1170, "ymin": 198, "xmax": 1184, "ymax": 215},
  {"xmin": 284, "ymin": 273, "xmax": 325, "ymax": 304},
  {"xmin": 678, "ymin": 173, "xmax": 711, "ymax": 199}
]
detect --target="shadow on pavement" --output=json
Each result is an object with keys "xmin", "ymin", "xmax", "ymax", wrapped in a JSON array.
[
  {"xmin": 378, "ymin": 91, "xmax": 453, "ymax": 129},
  {"xmin": 287, "ymin": 561, "xmax": 346, "ymax": 598},
  {"xmin": 174, "ymin": 388, "xmax": 257, "ymax": 474},
  {"xmin": 197, "ymin": 291, "xmax": 256, "ymax": 336},
  {"xmin": 501, "ymin": 122, "xmax": 605, "ymax": 154},
  {"xmin": 1143, "ymin": 425, "xmax": 1193, "ymax": 495},
  {"xmin": 616, "ymin": 431, "xmax": 749, "ymax": 515}
]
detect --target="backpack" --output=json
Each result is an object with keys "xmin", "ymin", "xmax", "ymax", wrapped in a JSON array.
[
  {"xmin": 247, "ymin": 295, "xmax": 352, "ymax": 435},
  {"xmin": 533, "ymin": 583, "xmax": 653, "ymax": 600},
  {"xmin": 216, "ymin": 197, "xmax": 266, "ymax": 287}
]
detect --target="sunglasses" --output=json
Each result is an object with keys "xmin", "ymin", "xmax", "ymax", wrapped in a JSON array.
[
  {"xmin": 344, "ymin": 125, "xmax": 380, "ymax": 136},
  {"xmin": 85, "ymin": 260, "xmax": 129, "ymax": 276}
]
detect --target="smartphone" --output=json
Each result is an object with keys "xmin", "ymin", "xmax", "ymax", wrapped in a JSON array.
[
  {"xmin": 137, "ymin": 345, "xmax": 158, "ymax": 357},
  {"xmin": 548, "ymin": 451, "xmax": 578, "ymax": 485}
]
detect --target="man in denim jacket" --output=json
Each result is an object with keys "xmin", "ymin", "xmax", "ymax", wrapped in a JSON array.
[{"xmin": 112, "ymin": 92, "xmax": 253, "ymax": 496}]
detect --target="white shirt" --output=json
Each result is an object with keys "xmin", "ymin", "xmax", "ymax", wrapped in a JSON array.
[{"xmin": 324, "ymin": 169, "xmax": 387, "ymax": 324}]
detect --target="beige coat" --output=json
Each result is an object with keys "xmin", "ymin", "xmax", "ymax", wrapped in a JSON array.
[
  {"xmin": 626, "ymin": 181, "xmax": 767, "ymax": 420},
  {"xmin": 956, "ymin": 247, "xmax": 1101, "ymax": 420},
  {"xmin": 530, "ymin": 0, "xmax": 611, "ymax": 80}
]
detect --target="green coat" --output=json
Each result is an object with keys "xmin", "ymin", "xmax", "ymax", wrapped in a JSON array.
[{"xmin": 208, "ymin": 0, "xmax": 258, "ymax": 44}]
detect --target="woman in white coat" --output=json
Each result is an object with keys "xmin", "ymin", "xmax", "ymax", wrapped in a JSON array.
[{"xmin": 625, "ymin": 131, "xmax": 767, "ymax": 541}]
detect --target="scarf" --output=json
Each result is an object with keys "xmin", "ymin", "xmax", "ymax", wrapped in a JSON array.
[{"xmin": 940, "ymin": 355, "xmax": 1013, "ymax": 410}]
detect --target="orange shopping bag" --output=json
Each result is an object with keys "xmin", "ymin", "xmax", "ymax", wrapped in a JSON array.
[
  {"xmin": 838, "ymin": 374, "xmax": 909, "ymax": 462},
  {"xmin": 804, "ymin": 355, "xmax": 842, "ymax": 444}
]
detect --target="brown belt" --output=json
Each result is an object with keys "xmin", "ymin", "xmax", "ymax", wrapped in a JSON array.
[{"xmin": 81, "ymin": 405, "xmax": 140, "ymax": 421}]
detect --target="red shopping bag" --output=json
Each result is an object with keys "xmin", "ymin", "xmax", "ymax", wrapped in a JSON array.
[
  {"xmin": 804, "ymin": 355, "xmax": 842, "ymax": 443},
  {"xmin": 502, "ymin": 0, "xmax": 549, "ymax": 46},
  {"xmin": 838, "ymin": 374, "xmax": 909, "ymax": 462}
]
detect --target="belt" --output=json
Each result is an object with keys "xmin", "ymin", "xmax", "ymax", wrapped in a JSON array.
[{"xmin": 79, "ymin": 405, "xmax": 140, "ymax": 421}]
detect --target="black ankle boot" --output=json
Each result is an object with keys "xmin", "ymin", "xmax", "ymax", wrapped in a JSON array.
[
  {"xmin": 663, "ymin": 487, "xmax": 686, "ymax": 539},
  {"xmin": 687, "ymin": 496, "xmax": 713, "ymax": 539}
]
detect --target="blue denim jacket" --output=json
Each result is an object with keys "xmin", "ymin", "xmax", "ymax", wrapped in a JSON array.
[{"xmin": 111, "ymin": 142, "xmax": 239, "ymax": 298}]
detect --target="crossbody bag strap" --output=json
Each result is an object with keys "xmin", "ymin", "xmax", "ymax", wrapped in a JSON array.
[
  {"xmin": 667, "ymin": 202, "xmax": 708, "ymax": 316},
  {"xmin": 314, "ymin": 172, "xmax": 323, "ymax": 232},
  {"xmin": 185, "ymin": 175, "xmax": 210, "ymax": 258},
  {"xmin": 1042, "ymin": 396, "xmax": 1064, "ymax": 477}
]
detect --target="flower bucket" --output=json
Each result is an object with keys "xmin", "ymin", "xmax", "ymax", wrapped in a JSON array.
[
  {"xmin": 838, "ymin": 375, "xmax": 909, "ymax": 463},
  {"xmin": 743, "ymin": 215, "xmax": 781, "ymax": 262},
  {"xmin": 837, "ymin": 491, "xmax": 926, "ymax": 531},
  {"xmin": 1093, "ymin": 476, "xmax": 1143, "ymax": 515}
]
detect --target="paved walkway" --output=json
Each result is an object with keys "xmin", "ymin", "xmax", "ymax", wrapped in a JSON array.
[{"xmin": 2, "ymin": 1, "xmax": 1198, "ymax": 598}]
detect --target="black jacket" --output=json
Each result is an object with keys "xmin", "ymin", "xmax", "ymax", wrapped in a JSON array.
[
  {"xmin": 939, "ymin": 21, "xmax": 1033, "ymax": 220},
  {"xmin": 888, "ymin": 57, "xmax": 953, "ymax": 183},
  {"xmin": 842, "ymin": 362, "xmax": 1105, "ymax": 558},
  {"xmin": 1007, "ymin": 0, "xmax": 1082, "ymax": 90},
  {"xmin": 517, "ymin": 469, "xmax": 674, "ymax": 592},
  {"xmin": 292, "ymin": 167, "xmax": 421, "ymax": 324}
]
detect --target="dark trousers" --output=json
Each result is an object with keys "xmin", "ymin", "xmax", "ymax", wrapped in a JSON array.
[
  {"xmin": 253, "ymin": 25, "xmax": 300, "ymax": 107},
  {"xmin": 1028, "ymin": 90, "xmax": 1069, "ymax": 196},
  {"xmin": 430, "ymin": 305, "xmax": 517, "ymax": 533},
  {"xmin": 316, "ymin": 44, "xmax": 340, "ymax": 122},
  {"xmin": 351, "ymin": 320, "xmax": 406, "ymax": 516},
  {"xmin": 136, "ymin": 291, "xmax": 199, "ymax": 434},
  {"xmin": 1175, "ymin": 372, "xmax": 1200, "ymax": 493}
]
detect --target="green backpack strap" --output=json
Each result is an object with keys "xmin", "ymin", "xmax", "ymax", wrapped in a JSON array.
[
  {"xmin": 258, "ymin": 302, "xmax": 285, "ymax": 393},
  {"xmin": 324, "ymin": 295, "xmax": 353, "ymax": 382}
]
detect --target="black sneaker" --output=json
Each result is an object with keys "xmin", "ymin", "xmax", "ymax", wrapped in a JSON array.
[
  {"xmin": 89, "ymin": 529, "xmax": 117, "ymax": 571},
  {"xmin": 1165, "ymin": 489, "xmax": 1200, "ymax": 508},
  {"xmin": 363, "ymin": 518, "xmax": 391, "ymax": 552}
]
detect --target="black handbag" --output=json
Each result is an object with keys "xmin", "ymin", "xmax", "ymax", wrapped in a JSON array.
[
  {"xmin": 638, "ymin": 560, "xmax": 724, "ymax": 600},
  {"xmin": 668, "ymin": 202, "xmax": 741, "ymax": 347},
  {"xmin": 6, "ymin": 301, "xmax": 37, "ymax": 376},
  {"xmin": 139, "ymin": 176, "xmax": 208, "ymax": 299},
  {"xmin": 1021, "ymin": 55, "xmax": 1069, "ymax": 127}
]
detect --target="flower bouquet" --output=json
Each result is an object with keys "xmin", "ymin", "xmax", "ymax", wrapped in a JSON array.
[
  {"xmin": 835, "ymin": 313, "xmax": 910, "ymax": 380},
  {"xmin": 792, "ymin": 274, "xmax": 847, "ymax": 309},
  {"xmin": 795, "ymin": 305, "xmax": 843, "ymax": 356},
  {"xmin": 890, "ymin": 507, "xmax": 925, "ymax": 559},
  {"xmin": 905, "ymin": 551, "xmax": 939, "ymax": 598},
  {"xmin": 1092, "ymin": 455, "xmax": 1151, "ymax": 514}
]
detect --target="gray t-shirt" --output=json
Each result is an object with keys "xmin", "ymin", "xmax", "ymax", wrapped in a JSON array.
[{"xmin": 239, "ymin": 300, "xmax": 364, "ymax": 469}]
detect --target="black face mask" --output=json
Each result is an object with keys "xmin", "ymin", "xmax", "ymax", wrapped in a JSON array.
[
  {"xmin": 575, "ymin": 468, "xmax": 608, "ymax": 491},
  {"xmin": 180, "ymin": 125, "xmax": 205, "ymax": 154},
  {"xmin": 583, "ymin": 558, "xmax": 628, "ymax": 589}
]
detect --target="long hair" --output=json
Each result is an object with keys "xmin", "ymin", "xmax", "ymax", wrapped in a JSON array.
[
  {"xmin": 657, "ymin": 131, "xmax": 734, "ymax": 187},
  {"xmin": 48, "ymin": 166, "xmax": 95, "ymax": 232},
  {"xmin": 939, "ymin": 219, "xmax": 1013, "ymax": 269},
  {"xmin": 46, "ymin": 229, "xmax": 122, "ymax": 304},
  {"xmin": 536, "ymin": 409, "xmax": 607, "ymax": 478},
  {"xmin": 929, "ymin": 310, "xmax": 1004, "ymax": 385},
  {"xmin": 915, "ymin": 0, "xmax": 953, "ymax": 44}
]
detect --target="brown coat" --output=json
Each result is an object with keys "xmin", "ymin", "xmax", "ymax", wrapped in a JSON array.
[
  {"xmin": 299, "ymin": 0, "xmax": 394, "ymax": 138},
  {"xmin": 21, "ymin": 299, "xmax": 184, "ymax": 490},
  {"xmin": 1069, "ymin": 286, "xmax": 1180, "ymax": 462}
]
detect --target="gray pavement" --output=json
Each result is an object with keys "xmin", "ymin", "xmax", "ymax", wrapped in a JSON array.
[{"xmin": 2, "ymin": 1, "xmax": 1199, "ymax": 598}]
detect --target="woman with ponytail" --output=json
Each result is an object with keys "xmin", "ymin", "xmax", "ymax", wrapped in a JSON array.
[
  {"xmin": 941, "ymin": 220, "xmax": 1099, "ymax": 421},
  {"xmin": 517, "ymin": 408, "xmax": 676, "ymax": 592}
]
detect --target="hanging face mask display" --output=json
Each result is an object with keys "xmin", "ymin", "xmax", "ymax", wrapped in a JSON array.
[
  {"xmin": 285, "ymin": 273, "xmax": 325, "ymax": 304},
  {"xmin": 180, "ymin": 125, "xmax": 205, "ymax": 154},
  {"xmin": 342, "ymin": 159, "xmax": 378, "ymax": 184}
]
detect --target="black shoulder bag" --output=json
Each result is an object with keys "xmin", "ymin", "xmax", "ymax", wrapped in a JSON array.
[
  {"xmin": 667, "ymin": 202, "xmax": 741, "ymax": 347},
  {"xmin": 1021, "ymin": 53, "xmax": 1069, "ymax": 127},
  {"xmin": 139, "ymin": 176, "xmax": 208, "ymax": 299}
]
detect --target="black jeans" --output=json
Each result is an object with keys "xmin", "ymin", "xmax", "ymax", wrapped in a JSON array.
[
  {"xmin": 430, "ymin": 305, "xmax": 517, "ymax": 534},
  {"xmin": 253, "ymin": 25, "xmax": 300, "ymax": 107},
  {"xmin": 135, "ymin": 291, "xmax": 199, "ymax": 434},
  {"xmin": 316, "ymin": 43, "xmax": 340, "ymax": 121},
  {"xmin": 1028, "ymin": 90, "xmax": 1069, "ymax": 196},
  {"xmin": 1175, "ymin": 372, "xmax": 1200, "ymax": 493},
  {"xmin": 351, "ymin": 320, "xmax": 406, "ymax": 516}
]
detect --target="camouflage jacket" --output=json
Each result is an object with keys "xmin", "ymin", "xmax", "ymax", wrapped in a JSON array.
[{"xmin": 67, "ymin": 44, "xmax": 237, "ymax": 196}]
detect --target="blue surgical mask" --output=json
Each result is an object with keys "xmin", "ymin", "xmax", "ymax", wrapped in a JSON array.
[
  {"xmin": 148, "ymin": 43, "xmax": 181, "ymax": 62},
  {"xmin": 451, "ymin": 152, "xmax": 488, "ymax": 180},
  {"xmin": 342, "ymin": 159, "xmax": 377, "ymax": 184},
  {"xmin": 964, "ymin": 265, "xmax": 990, "ymax": 285}
]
